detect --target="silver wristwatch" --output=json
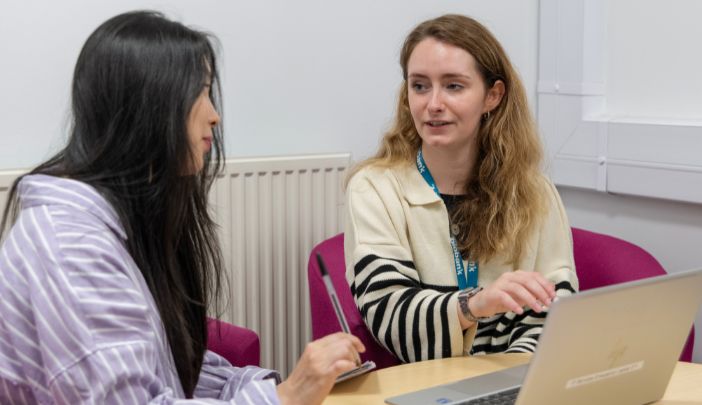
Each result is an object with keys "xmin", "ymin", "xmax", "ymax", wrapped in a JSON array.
[{"xmin": 458, "ymin": 286, "xmax": 485, "ymax": 323}]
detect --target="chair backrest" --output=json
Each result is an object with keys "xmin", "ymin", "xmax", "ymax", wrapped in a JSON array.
[
  {"xmin": 572, "ymin": 227, "xmax": 695, "ymax": 362},
  {"xmin": 207, "ymin": 318, "xmax": 261, "ymax": 367},
  {"xmin": 308, "ymin": 233, "xmax": 401, "ymax": 370}
]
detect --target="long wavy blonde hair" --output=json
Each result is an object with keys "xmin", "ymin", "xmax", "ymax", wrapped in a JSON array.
[{"xmin": 351, "ymin": 14, "xmax": 546, "ymax": 267}]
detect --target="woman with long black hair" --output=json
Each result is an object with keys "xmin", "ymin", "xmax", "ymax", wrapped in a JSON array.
[{"xmin": 0, "ymin": 11, "xmax": 362, "ymax": 404}]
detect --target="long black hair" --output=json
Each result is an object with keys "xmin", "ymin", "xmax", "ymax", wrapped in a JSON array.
[{"xmin": 1, "ymin": 11, "xmax": 224, "ymax": 397}]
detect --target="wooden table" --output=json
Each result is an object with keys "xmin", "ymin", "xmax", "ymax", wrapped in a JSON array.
[{"xmin": 325, "ymin": 354, "xmax": 702, "ymax": 404}]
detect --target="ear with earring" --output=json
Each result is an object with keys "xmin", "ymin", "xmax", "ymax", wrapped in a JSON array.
[{"xmin": 482, "ymin": 110, "xmax": 491, "ymax": 122}]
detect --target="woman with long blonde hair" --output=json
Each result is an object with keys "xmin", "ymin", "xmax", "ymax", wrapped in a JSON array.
[{"xmin": 344, "ymin": 14, "xmax": 578, "ymax": 362}]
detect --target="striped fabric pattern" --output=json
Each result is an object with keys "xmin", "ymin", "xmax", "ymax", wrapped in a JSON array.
[
  {"xmin": 350, "ymin": 253, "xmax": 459, "ymax": 362},
  {"xmin": 0, "ymin": 174, "xmax": 280, "ymax": 404}
]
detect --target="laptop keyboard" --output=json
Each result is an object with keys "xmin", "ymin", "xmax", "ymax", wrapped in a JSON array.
[{"xmin": 457, "ymin": 387, "xmax": 519, "ymax": 404}]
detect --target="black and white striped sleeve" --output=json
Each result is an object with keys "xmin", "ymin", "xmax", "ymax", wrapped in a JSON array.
[
  {"xmin": 344, "ymin": 175, "xmax": 465, "ymax": 363},
  {"xmin": 348, "ymin": 248, "xmax": 463, "ymax": 363}
]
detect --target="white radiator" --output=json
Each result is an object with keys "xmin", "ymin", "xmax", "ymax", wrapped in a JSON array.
[
  {"xmin": 0, "ymin": 153, "xmax": 351, "ymax": 377},
  {"xmin": 210, "ymin": 154, "xmax": 350, "ymax": 376}
]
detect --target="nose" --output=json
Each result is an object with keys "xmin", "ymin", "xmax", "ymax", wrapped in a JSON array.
[
  {"xmin": 427, "ymin": 88, "xmax": 444, "ymax": 113},
  {"xmin": 210, "ymin": 111, "xmax": 220, "ymax": 127},
  {"xmin": 208, "ymin": 100, "xmax": 221, "ymax": 127}
]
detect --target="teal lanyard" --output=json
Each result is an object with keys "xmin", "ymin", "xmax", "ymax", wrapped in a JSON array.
[{"xmin": 416, "ymin": 150, "xmax": 478, "ymax": 289}]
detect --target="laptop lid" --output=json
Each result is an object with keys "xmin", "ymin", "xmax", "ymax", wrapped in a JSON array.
[
  {"xmin": 385, "ymin": 269, "xmax": 702, "ymax": 405},
  {"xmin": 516, "ymin": 268, "xmax": 702, "ymax": 405}
]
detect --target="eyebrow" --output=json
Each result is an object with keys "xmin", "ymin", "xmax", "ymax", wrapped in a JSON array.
[{"xmin": 408, "ymin": 73, "xmax": 473, "ymax": 80}]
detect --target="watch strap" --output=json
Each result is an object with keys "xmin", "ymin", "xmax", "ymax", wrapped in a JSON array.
[{"xmin": 458, "ymin": 286, "xmax": 485, "ymax": 323}]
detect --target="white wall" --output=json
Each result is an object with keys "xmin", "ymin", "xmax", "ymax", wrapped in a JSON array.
[
  {"xmin": 0, "ymin": 0, "xmax": 538, "ymax": 170},
  {"xmin": 607, "ymin": 0, "xmax": 702, "ymax": 121},
  {"xmin": 544, "ymin": 0, "xmax": 702, "ymax": 362}
]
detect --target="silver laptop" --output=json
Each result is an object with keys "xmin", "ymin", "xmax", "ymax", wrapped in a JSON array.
[{"xmin": 386, "ymin": 268, "xmax": 702, "ymax": 405}]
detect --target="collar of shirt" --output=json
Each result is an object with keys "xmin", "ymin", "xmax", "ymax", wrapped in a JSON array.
[{"xmin": 394, "ymin": 163, "xmax": 443, "ymax": 206}]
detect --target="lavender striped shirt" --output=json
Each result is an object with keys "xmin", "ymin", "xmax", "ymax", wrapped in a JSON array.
[{"xmin": 0, "ymin": 174, "xmax": 281, "ymax": 404}]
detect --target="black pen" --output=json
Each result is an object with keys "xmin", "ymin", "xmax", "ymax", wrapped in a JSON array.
[{"xmin": 316, "ymin": 252, "xmax": 362, "ymax": 366}]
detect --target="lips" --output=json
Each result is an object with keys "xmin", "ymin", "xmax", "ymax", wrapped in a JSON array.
[
  {"xmin": 203, "ymin": 137, "xmax": 212, "ymax": 151},
  {"xmin": 426, "ymin": 120, "xmax": 451, "ymax": 127}
]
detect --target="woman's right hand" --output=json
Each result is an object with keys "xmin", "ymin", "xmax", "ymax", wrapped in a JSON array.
[
  {"xmin": 276, "ymin": 332, "xmax": 365, "ymax": 405},
  {"xmin": 469, "ymin": 270, "xmax": 556, "ymax": 319}
]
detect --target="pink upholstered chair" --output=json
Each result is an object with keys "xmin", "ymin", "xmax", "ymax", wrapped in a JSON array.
[
  {"xmin": 308, "ymin": 234, "xmax": 401, "ymax": 370},
  {"xmin": 572, "ymin": 227, "xmax": 695, "ymax": 362},
  {"xmin": 207, "ymin": 318, "xmax": 261, "ymax": 367}
]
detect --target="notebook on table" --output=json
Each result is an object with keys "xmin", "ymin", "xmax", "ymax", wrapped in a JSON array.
[{"xmin": 385, "ymin": 268, "xmax": 702, "ymax": 405}]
